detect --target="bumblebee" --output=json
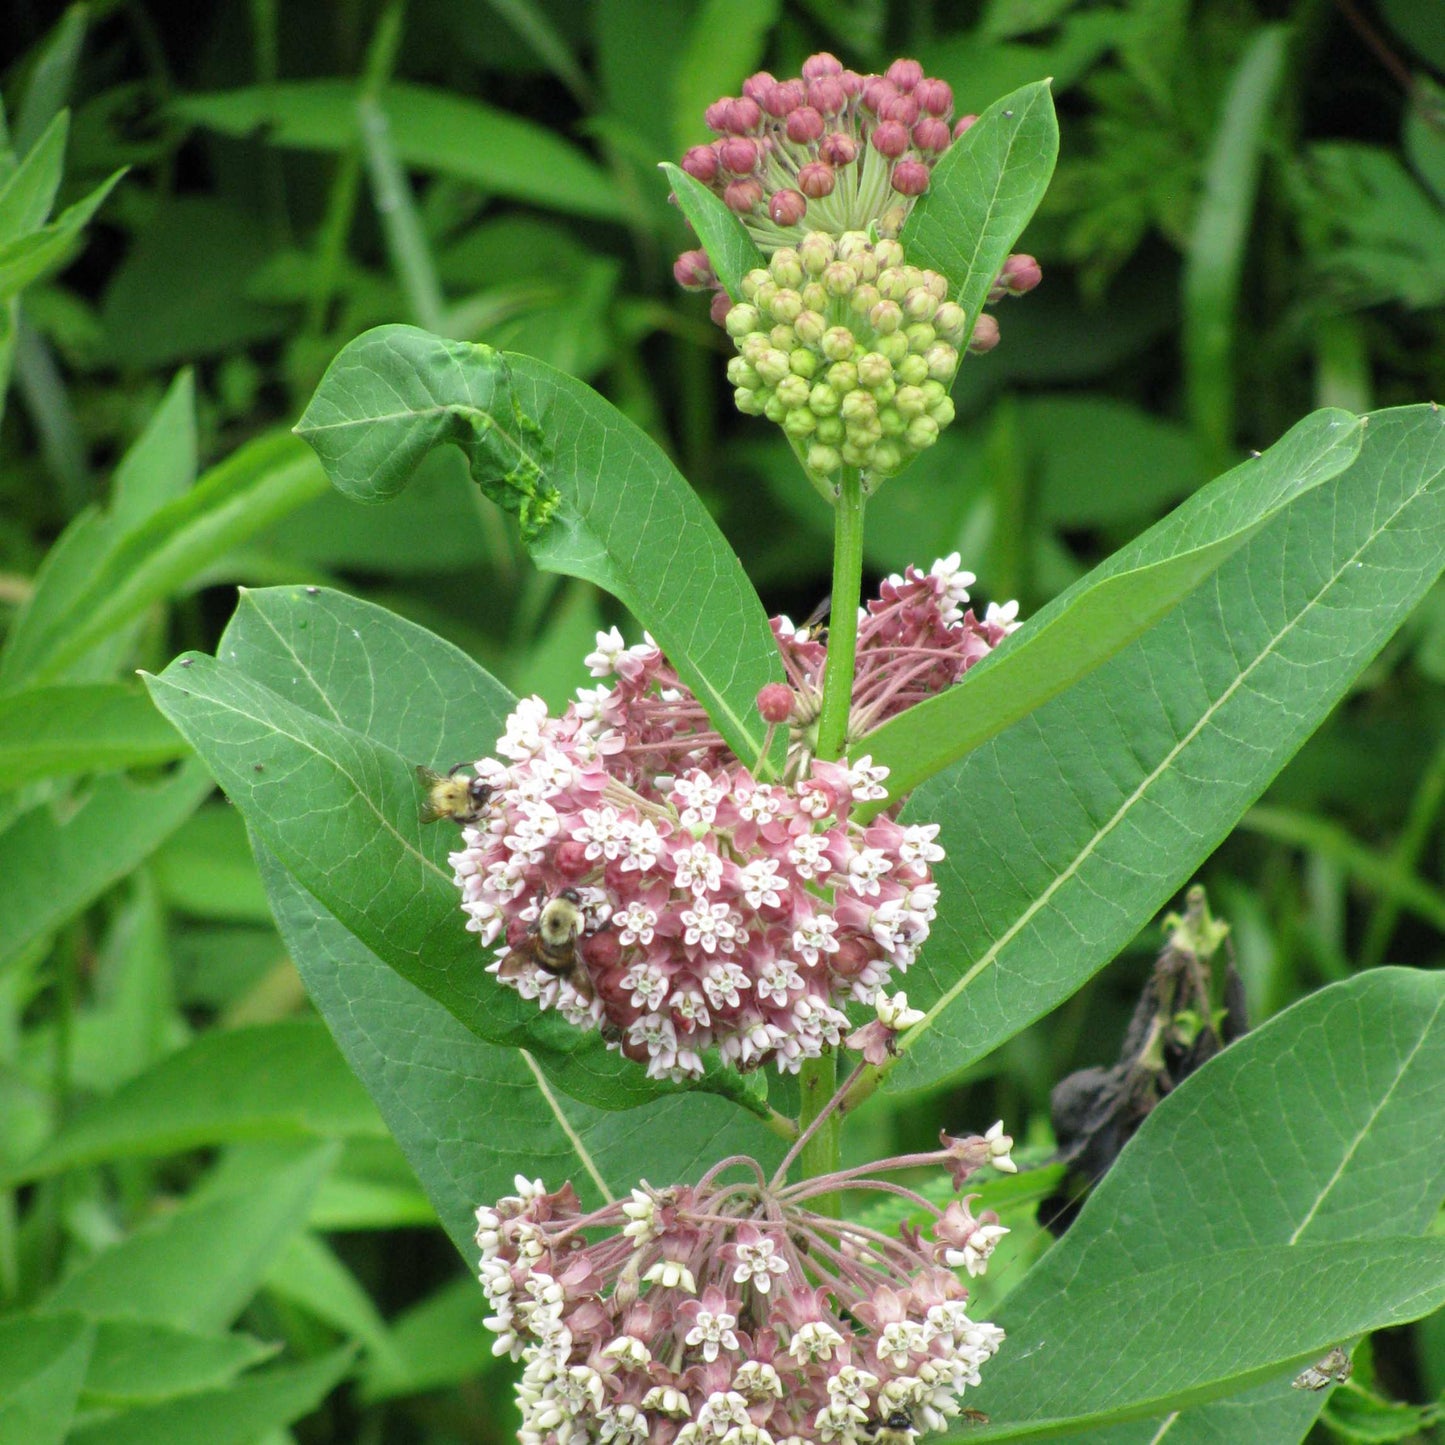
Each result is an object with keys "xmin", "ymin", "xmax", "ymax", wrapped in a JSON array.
[
  {"xmin": 417, "ymin": 764, "xmax": 495, "ymax": 825},
  {"xmin": 866, "ymin": 1409, "xmax": 918, "ymax": 1444},
  {"xmin": 499, "ymin": 889, "xmax": 595, "ymax": 1004}
]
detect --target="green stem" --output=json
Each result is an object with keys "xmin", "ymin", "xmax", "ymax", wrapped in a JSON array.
[
  {"xmin": 815, "ymin": 467, "xmax": 865, "ymax": 764},
  {"xmin": 796, "ymin": 1052, "xmax": 840, "ymax": 1210}
]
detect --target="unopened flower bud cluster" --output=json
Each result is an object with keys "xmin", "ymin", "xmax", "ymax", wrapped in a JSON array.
[
  {"xmin": 448, "ymin": 559, "xmax": 1022, "ymax": 1081},
  {"xmin": 725, "ymin": 232, "xmax": 965, "ymax": 482},
  {"xmin": 475, "ymin": 1133, "xmax": 1013, "ymax": 1444}
]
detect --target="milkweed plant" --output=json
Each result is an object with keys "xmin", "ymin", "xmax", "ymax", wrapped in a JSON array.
[{"xmin": 148, "ymin": 54, "xmax": 1445, "ymax": 1445}]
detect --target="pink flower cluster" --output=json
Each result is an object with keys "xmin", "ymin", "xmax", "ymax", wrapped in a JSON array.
[
  {"xmin": 476, "ymin": 1135, "xmax": 1012, "ymax": 1444},
  {"xmin": 448, "ymin": 557, "xmax": 1021, "ymax": 1081},
  {"xmin": 678, "ymin": 54, "xmax": 969, "ymax": 256}
]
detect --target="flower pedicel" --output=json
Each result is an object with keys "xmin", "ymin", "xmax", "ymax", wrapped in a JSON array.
[{"xmin": 447, "ymin": 557, "xmax": 1020, "ymax": 1081}]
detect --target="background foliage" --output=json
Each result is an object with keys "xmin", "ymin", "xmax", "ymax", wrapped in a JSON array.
[{"xmin": 0, "ymin": 1, "xmax": 1442, "ymax": 1442}]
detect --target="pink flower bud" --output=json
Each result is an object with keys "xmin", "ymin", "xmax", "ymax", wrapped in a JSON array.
[
  {"xmin": 818, "ymin": 131, "xmax": 859, "ymax": 166},
  {"xmin": 886, "ymin": 58, "xmax": 924, "ymax": 91},
  {"xmin": 890, "ymin": 159, "xmax": 930, "ymax": 196},
  {"xmin": 797, "ymin": 161, "xmax": 836, "ymax": 198},
  {"xmin": 870, "ymin": 120, "xmax": 910, "ymax": 159},
  {"xmin": 742, "ymin": 71, "xmax": 777, "ymax": 103},
  {"xmin": 861, "ymin": 76, "xmax": 896, "ymax": 114},
  {"xmin": 877, "ymin": 91, "xmax": 920, "ymax": 127},
  {"xmin": 912, "ymin": 116, "xmax": 952, "ymax": 153},
  {"xmin": 968, "ymin": 312, "xmax": 1000, "ymax": 352},
  {"xmin": 554, "ymin": 839, "xmax": 592, "ymax": 876},
  {"xmin": 724, "ymin": 177, "xmax": 763, "ymax": 213},
  {"xmin": 801, "ymin": 51, "xmax": 843, "ymax": 79},
  {"xmin": 709, "ymin": 290, "xmax": 734, "ymax": 327},
  {"xmin": 915, "ymin": 77, "xmax": 954, "ymax": 117},
  {"xmin": 763, "ymin": 78, "xmax": 806, "ymax": 116},
  {"xmin": 785, "ymin": 105, "xmax": 825, "ymax": 144},
  {"xmin": 729, "ymin": 96, "xmax": 762, "ymax": 132},
  {"xmin": 719, "ymin": 135, "xmax": 759, "ymax": 174},
  {"xmin": 807, "ymin": 75, "xmax": 848, "ymax": 115},
  {"xmin": 1000, "ymin": 252, "xmax": 1043, "ymax": 295},
  {"xmin": 704, "ymin": 98, "xmax": 732, "ymax": 132},
  {"xmin": 681, "ymin": 143, "xmax": 720, "ymax": 181},
  {"xmin": 756, "ymin": 683, "xmax": 794, "ymax": 722},
  {"xmin": 768, "ymin": 189, "xmax": 807, "ymax": 226},
  {"xmin": 839, "ymin": 68, "xmax": 865, "ymax": 97},
  {"xmin": 953, "ymin": 112, "xmax": 980, "ymax": 138},
  {"xmin": 672, "ymin": 248, "xmax": 715, "ymax": 290}
]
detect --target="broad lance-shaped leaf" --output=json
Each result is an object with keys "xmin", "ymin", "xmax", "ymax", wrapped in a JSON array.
[
  {"xmin": 294, "ymin": 326, "xmax": 783, "ymax": 767},
  {"xmin": 660, "ymin": 161, "xmax": 765, "ymax": 301},
  {"xmin": 258, "ymin": 844, "xmax": 785, "ymax": 1255},
  {"xmin": 144, "ymin": 586, "xmax": 768, "ymax": 1117},
  {"xmin": 900, "ymin": 79, "xmax": 1058, "ymax": 348},
  {"xmin": 887, "ymin": 405, "xmax": 1445, "ymax": 1091},
  {"xmin": 0, "ymin": 1314, "xmax": 93, "ymax": 1445},
  {"xmin": 964, "ymin": 968, "xmax": 1445, "ymax": 1440},
  {"xmin": 862, "ymin": 406, "xmax": 1364, "ymax": 799}
]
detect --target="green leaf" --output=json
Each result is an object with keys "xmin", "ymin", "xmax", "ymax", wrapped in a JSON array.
[
  {"xmin": 41, "ymin": 1143, "xmax": 336, "ymax": 1332},
  {"xmin": 0, "ymin": 1314, "xmax": 93, "ymax": 1445},
  {"xmin": 861, "ymin": 408, "xmax": 1364, "ymax": 799},
  {"xmin": 968, "ymin": 968, "xmax": 1445, "ymax": 1441},
  {"xmin": 966, "ymin": 1241, "xmax": 1445, "ymax": 1439},
  {"xmin": 175, "ymin": 81, "xmax": 626, "ymax": 222},
  {"xmin": 891, "ymin": 405, "xmax": 1445, "ymax": 1089},
  {"xmin": 0, "ymin": 761, "xmax": 211, "ymax": 971},
  {"xmin": 265, "ymin": 1232, "xmax": 402, "ymax": 1371},
  {"xmin": 110, "ymin": 367, "xmax": 198, "ymax": 528},
  {"xmin": 12, "ymin": 5, "xmax": 86, "ymax": 156},
  {"xmin": 258, "ymin": 844, "xmax": 784, "ymax": 1255},
  {"xmin": 145, "ymin": 585, "xmax": 719, "ymax": 1110},
  {"xmin": 66, "ymin": 1349, "xmax": 354, "ymax": 1445},
  {"xmin": 295, "ymin": 327, "xmax": 782, "ymax": 764},
  {"xmin": 0, "ymin": 682, "xmax": 186, "ymax": 787},
  {"xmin": 1, "ymin": 1020, "xmax": 384, "ymax": 1186},
  {"xmin": 0, "ymin": 109, "xmax": 67, "ymax": 243},
  {"xmin": 900, "ymin": 80, "xmax": 1058, "ymax": 348},
  {"xmin": 361, "ymin": 1274, "xmax": 504, "ymax": 1401},
  {"xmin": 151, "ymin": 804, "xmax": 273, "ymax": 921},
  {"xmin": 80, "ymin": 1321, "xmax": 277, "ymax": 1405},
  {"xmin": 659, "ymin": 161, "xmax": 766, "ymax": 302},
  {"xmin": 0, "ymin": 166, "xmax": 124, "ymax": 304},
  {"xmin": 671, "ymin": 0, "xmax": 777, "ymax": 153}
]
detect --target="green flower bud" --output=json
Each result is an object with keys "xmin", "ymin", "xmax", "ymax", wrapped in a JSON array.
[
  {"xmin": 789, "ymin": 348, "xmax": 820, "ymax": 379},
  {"xmin": 840, "ymin": 389, "xmax": 877, "ymax": 423},
  {"xmin": 800, "ymin": 281, "xmax": 829, "ymax": 312},
  {"xmin": 894, "ymin": 384, "xmax": 927, "ymax": 419},
  {"xmin": 879, "ymin": 406, "xmax": 906, "ymax": 437},
  {"xmin": 794, "ymin": 309, "xmax": 827, "ymax": 346},
  {"xmin": 905, "ymin": 415, "xmax": 939, "ymax": 450},
  {"xmin": 770, "ymin": 249, "xmax": 804, "ymax": 288},
  {"xmin": 821, "ymin": 327, "xmax": 856, "ymax": 363},
  {"xmin": 874, "ymin": 238, "xmax": 905, "ymax": 270},
  {"xmin": 924, "ymin": 343, "xmax": 958, "ymax": 381},
  {"xmin": 871, "ymin": 375, "xmax": 896, "ymax": 406},
  {"xmin": 933, "ymin": 302, "xmax": 967, "ymax": 344},
  {"xmin": 872, "ymin": 439, "xmax": 904, "ymax": 472},
  {"xmin": 725, "ymin": 303, "xmax": 761, "ymax": 338},
  {"xmin": 726, "ymin": 357, "xmax": 761, "ymax": 389},
  {"xmin": 841, "ymin": 439, "xmax": 873, "ymax": 467},
  {"xmin": 771, "ymin": 288, "xmax": 804, "ymax": 323},
  {"xmin": 896, "ymin": 353, "xmax": 930, "ymax": 387},
  {"xmin": 755, "ymin": 348, "xmax": 792, "ymax": 385},
  {"xmin": 846, "ymin": 414, "xmax": 883, "ymax": 446},
  {"xmin": 799, "ymin": 232, "xmax": 836, "ymax": 276},
  {"xmin": 815, "ymin": 415, "xmax": 845, "ymax": 445},
  {"xmin": 924, "ymin": 271, "xmax": 948, "ymax": 302},
  {"xmin": 836, "ymin": 231, "xmax": 872, "ymax": 262},
  {"xmin": 769, "ymin": 324, "xmax": 797, "ymax": 352},
  {"xmin": 826, "ymin": 361, "xmax": 858, "ymax": 393},
  {"xmin": 734, "ymin": 387, "xmax": 766, "ymax": 416},
  {"xmin": 739, "ymin": 333, "xmax": 771, "ymax": 365},
  {"xmin": 775, "ymin": 373, "xmax": 811, "ymax": 409},
  {"xmin": 764, "ymin": 392, "xmax": 788, "ymax": 423},
  {"xmin": 919, "ymin": 379, "xmax": 948, "ymax": 407},
  {"xmin": 807, "ymin": 442, "xmax": 842, "ymax": 474},
  {"xmin": 823, "ymin": 261, "xmax": 856, "ymax": 296},
  {"xmin": 905, "ymin": 322, "xmax": 936, "ymax": 354},
  {"xmin": 876, "ymin": 267, "xmax": 909, "ymax": 302},
  {"xmin": 741, "ymin": 268, "xmax": 770, "ymax": 301},
  {"xmin": 905, "ymin": 287, "xmax": 939, "ymax": 322},
  {"xmin": 876, "ymin": 332, "xmax": 909, "ymax": 365},
  {"xmin": 849, "ymin": 283, "xmax": 881, "ymax": 318},
  {"xmin": 809, "ymin": 381, "xmax": 841, "ymax": 416},
  {"xmin": 784, "ymin": 406, "xmax": 818, "ymax": 438},
  {"xmin": 929, "ymin": 395, "xmax": 956, "ymax": 429},
  {"xmin": 869, "ymin": 300, "xmax": 903, "ymax": 335},
  {"xmin": 856, "ymin": 352, "xmax": 893, "ymax": 389}
]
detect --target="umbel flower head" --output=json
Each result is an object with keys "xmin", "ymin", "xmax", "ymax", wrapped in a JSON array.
[
  {"xmin": 475, "ymin": 1128, "xmax": 1014, "ymax": 1444},
  {"xmin": 448, "ymin": 556, "xmax": 1020, "ymax": 1081}
]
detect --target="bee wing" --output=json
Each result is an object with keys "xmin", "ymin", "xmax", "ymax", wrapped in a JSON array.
[{"xmin": 415, "ymin": 764, "xmax": 448, "ymax": 823}]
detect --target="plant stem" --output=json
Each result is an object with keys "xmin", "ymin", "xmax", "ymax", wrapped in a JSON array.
[
  {"xmin": 795, "ymin": 1051, "xmax": 840, "ymax": 1208},
  {"xmin": 815, "ymin": 467, "xmax": 865, "ymax": 763}
]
